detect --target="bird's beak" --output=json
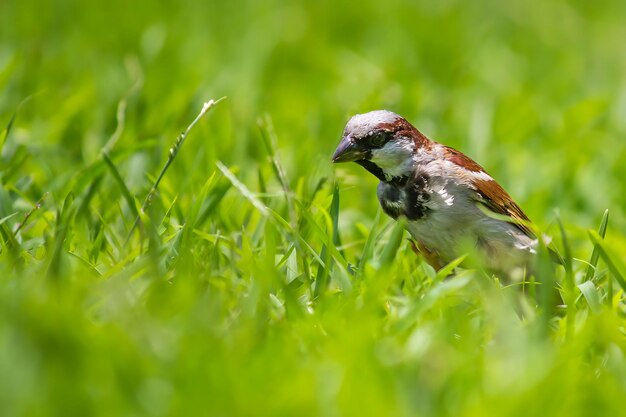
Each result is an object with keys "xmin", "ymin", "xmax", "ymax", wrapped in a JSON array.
[{"xmin": 332, "ymin": 137, "xmax": 366, "ymax": 163}]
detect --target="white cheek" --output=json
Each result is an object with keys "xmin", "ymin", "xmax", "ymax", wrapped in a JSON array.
[{"xmin": 370, "ymin": 140, "xmax": 416, "ymax": 178}]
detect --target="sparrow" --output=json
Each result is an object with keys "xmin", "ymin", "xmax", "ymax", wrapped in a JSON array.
[{"xmin": 332, "ymin": 110, "xmax": 537, "ymax": 275}]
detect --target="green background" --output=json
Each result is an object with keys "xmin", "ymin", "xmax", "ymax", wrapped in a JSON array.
[{"xmin": 1, "ymin": 0, "xmax": 626, "ymax": 416}]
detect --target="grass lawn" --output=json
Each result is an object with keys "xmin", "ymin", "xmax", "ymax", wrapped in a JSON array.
[{"xmin": 2, "ymin": 0, "xmax": 626, "ymax": 416}]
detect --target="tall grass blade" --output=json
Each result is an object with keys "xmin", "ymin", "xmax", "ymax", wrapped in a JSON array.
[
  {"xmin": 584, "ymin": 209, "xmax": 609, "ymax": 282},
  {"xmin": 127, "ymin": 97, "xmax": 225, "ymax": 241},
  {"xmin": 258, "ymin": 115, "xmax": 296, "ymax": 227},
  {"xmin": 330, "ymin": 183, "xmax": 343, "ymax": 253},
  {"xmin": 556, "ymin": 215, "xmax": 575, "ymax": 338},
  {"xmin": 378, "ymin": 219, "xmax": 406, "ymax": 268},
  {"xmin": 588, "ymin": 230, "xmax": 626, "ymax": 294},
  {"xmin": 102, "ymin": 152, "xmax": 140, "ymax": 220},
  {"xmin": 577, "ymin": 280, "xmax": 601, "ymax": 313},
  {"xmin": 435, "ymin": 255, "xmax": 467, "ymax": 282},
  {"xmin": 314, "ymin": 245, "xmax": 330, "ymax": 298},
  {"xmin": 0, "ymin": 221, "xmax": 20, "ymax": 256},
  {"xmin": 1, "ymin": 93, "xmax": 39, "ymax": 149},
  {"xmin": 47, "ymin": 193, "xmax": 76, "ymax": 279},
  {"xmin": 357, "ymin": 208, "xmax": 381, "ymax": 273},
  {"xmin": 535, "ymin": 234, "xmax": 557, "ymax": 332},
  {"xmin": 13, "ymin": 193, "xmax": 48, "ymax": 235},
  {"xmin": 1, "ymin": 112, "xmax": 16, "ymax": 149},
  {"xmin": 216, "ymin": 162, "xmax": 268, "ymax": 217}
]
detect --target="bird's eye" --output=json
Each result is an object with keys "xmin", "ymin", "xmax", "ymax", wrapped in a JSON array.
[{"xmin": 370, "ymin": 133, "xmax": 387, "ymax": 147}]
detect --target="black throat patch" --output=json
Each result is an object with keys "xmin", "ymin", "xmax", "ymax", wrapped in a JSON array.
[
  {"xmin": 376, "ymin": 172, "xmax": 431, "ymax": 221},
  {"xmin": 356, "ymin": 159, "xmax": 385, "ymax": 182}
]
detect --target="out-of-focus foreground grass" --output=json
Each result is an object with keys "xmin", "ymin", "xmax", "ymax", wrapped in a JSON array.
[{"xmin": 2, "ymin": 0, "xmax": 626, "ymax": 416}]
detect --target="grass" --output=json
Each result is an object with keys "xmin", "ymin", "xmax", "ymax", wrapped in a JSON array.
[{"xmin": 2, "ymin": 0, "xmax": 626, "ymax": 416}]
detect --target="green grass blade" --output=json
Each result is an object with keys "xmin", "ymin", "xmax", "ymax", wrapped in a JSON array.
[
  {"xmin": 313, "ymin": 185, "xmax": 343, "ymax": 298},
  {"xmin": 102, "ymin": 152, "xmax": 140, "ymax": 220},
  {"xmin": 1, "ymin": 111, "xmax": 16, "ymax": 149},
  {"xmin": 195, "ymin": 178, "xmax": 232, "ymax": 228},
  {"xmin": 577, "ymin": 280, "xmax": 601, "ymax": 313},
  {"xmin": 584, "ymin": 209, "xmax": 609, "ymax": 282},
  {"xmin": 394, "ymin": 272, "xmax": 473, "ymax": 332},
  {"xmin": 535, "ymin": 234, "xmax": 558, "ymax": 328},
  {"xmin": 435, "ymin": 255, "xmax": 467, "ymax": 282},
  {"xmin": 293, "ymin": 199, "xmax": 347, "ymax": 268},
  {"xmin": 46, "ymin": 193, "xmax": 76, "ymax": 279},
  {"xmin": 258, "ymin": 115, "xmax": 296, "ymax": 227},
  {"xmin": 266, "ymin": 207, "xmax": 325, "ymax": 267},
  {"xmin": 2, "ymin": 92, "xmax": 41, "ymax": 149},
  {"xmin": 556, "ymin": 215, "xmax": 574, "ymax": 289},
  {"xmin": 13, "ymin": 193, "xmax": 48, "ymax": 234},
  {"xmin": 313, "ymin": 245, "xmax": 330, "ymax": 298},
  {"xmin": 216, "ymin": 161, "xmax": 269, "ymax": 217},
  {"xmin": 377, "ymin": 219, "xmax": 406, "ymax": 269},
  {"xmin": 127, "ymin": 98, "xmax": 225, "ymax": 240},
  {"xmin": 357, "ymin": 208, "xmax": 381, "ymax": 273},
  {"xmin": 0, "ymin": 221, "xmax": 20, "ymax": 254},
  {"xmin": 330, "ymin": 183, "xmax": 342, "ymax": 252},
  {"xmin": 0, "ymin": 212, "xmax": 18, "ymax": 227},
  {"xmin": 588, "ymin": 230, "xmax": 626, "ymax": 294},
  {"xmin": 556, "ymin": 215, "xmax": 575, "ymax": 338}
]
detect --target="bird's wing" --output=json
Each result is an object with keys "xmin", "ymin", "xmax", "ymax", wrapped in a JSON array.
[
  {"xmin": 443, "ymin": 146, "xmax": 535, "ymax": 238},
  {"xmin": 472, "ymin": 178, "xmax": 535, "ymax": 237}
]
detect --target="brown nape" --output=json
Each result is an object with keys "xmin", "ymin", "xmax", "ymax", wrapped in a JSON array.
[{"xmin": 378, "ymin": 117, "xmax": 433, "ymax": 150}]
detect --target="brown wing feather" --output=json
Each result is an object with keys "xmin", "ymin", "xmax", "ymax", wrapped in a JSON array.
[
  {"xmin": 443, "ymin": 146, "xmax": 534, "ymax": 238},
  {"xmin": 472, "ymin": 178, "xmax": 534, "ymax": 237}
]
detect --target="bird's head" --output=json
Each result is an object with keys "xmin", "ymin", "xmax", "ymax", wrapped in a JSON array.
[{"xmin": 332, "ymin": 110, "xmax": 430, "ymax": 182}]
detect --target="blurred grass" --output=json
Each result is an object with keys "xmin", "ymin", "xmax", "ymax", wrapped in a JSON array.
[{"xmin": 2, "ymin": 0, "xmax": 626, "ymax": 416}]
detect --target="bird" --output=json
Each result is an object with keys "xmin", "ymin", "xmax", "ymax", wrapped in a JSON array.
[{"xmin": 332, "ymin": 110, "xmax": 538, "ymax": 276}]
